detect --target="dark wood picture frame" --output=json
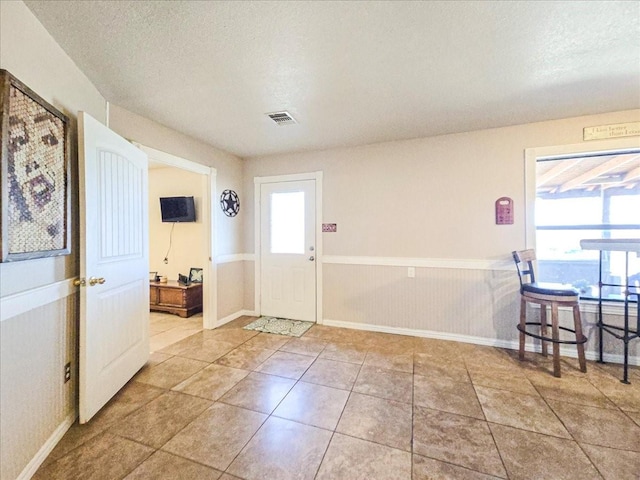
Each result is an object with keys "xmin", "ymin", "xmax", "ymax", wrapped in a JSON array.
[
  {"xmin": 0, "ymin": 69, "xmax": 71, "ymax": 262},
  {"xmin": 189, "ymin": 267, "xmax": 203, "ymax": 283}
]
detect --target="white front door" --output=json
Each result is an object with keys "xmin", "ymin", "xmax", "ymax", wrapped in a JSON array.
[
  {"xmin": 78, "ymin": 112, "xmax": 149, "ymax": 423},
  {"xmin": 260, "ymin": 180, "xmax": 316, "ymax": 321}
]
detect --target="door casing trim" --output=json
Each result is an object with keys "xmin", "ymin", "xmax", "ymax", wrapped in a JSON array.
[
  {"xmin": 254, "ymin": 171, "xmax": 323, "ymax": 324},
  {"xmin": 135, "ymin": 143, "xmax": 218, "ymax": 330}
]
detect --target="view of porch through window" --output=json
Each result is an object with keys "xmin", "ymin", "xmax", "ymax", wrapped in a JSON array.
[{"xmin": 535, "ymin": 151, "xmax": 640, "ymax": 300}]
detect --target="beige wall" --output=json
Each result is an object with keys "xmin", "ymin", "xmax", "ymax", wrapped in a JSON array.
[
  {"xmin": 149, "ymin": 168, "xmax": 207, "ymax": 281},
  {"xmin": 0, "ymin": 2, "xmax": 106, "ymax": 479},
  {"xmin": 109, "ymin": 105, "xmax": 247, "ymax": 322},
  {"xmin": 323, "ymin": 263, "xmax": 517, "ymax": 338},
  {"xmin": 243, "ymin": 109, "xmax": 640, "ymax": 258},
  {"xmin": 243, "ymin": 109, "xmax": 640, "ymax": 361},
  {"xmin": 243, "ymin": 260, "xmax": 255, "ymax": 312},
  {"xmin": 217, "ymin": 261, "xmax": 245, "ymax": 320},
  {"xmin": 0, "ymin": 0, "xmax": 106, "ymax": 297},
  {"xmin": 1, "ymin": 295, "xmax": 77, "ymax": 480},
  {"xmin": 109, "ymin": 104, "xmax": 244, "ymax": 258},
  {"xmin": 1, "ymin": 2, "xmax": 638, "ymax": 478},
  {"xmin": 0, "ymin": 3, "xmax": 247, "ymax": 477}
]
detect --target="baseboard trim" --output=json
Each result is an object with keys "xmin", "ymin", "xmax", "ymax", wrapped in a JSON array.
[
  {"xmin": 17, "ymin": 412, "xmax": 76, "ymax": 480},
  {"xmin": 322, "ymin": 318, "xmax": 639, "ymax": 366},
  {"xmin": 322, "ymin": 318, "xmax": 515, "ymax": 348},
  {"xmin": 216, "ymin": 309, "xmax": 257, "ymax": 327}
]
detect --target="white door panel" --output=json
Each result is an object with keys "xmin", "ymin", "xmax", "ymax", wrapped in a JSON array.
[
  {"xmin": 79, "ymin": 112, "xmax": 149, "ymax": 423},
  {"xmin": 93, "ymin": 279, "xmax": 146, "ymax": 368},
  {"xmin": 260, "ymin": 180, "xmax": 316, "ymax": 321}
]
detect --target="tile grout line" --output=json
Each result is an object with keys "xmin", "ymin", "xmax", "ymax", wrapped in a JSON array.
[
  {"xmin": 312, "ymin": 341, "xmax": 366, "ymax": 480},
  {"xmin": 38, "ymin": 323, "xmax": 374, "ymax": 476},
  {"xmin": 584, "ymin": 362, "xmax": 639, "ymax": 418},
  {"xmin": 410, "ymin": 349, "xmax": 415, "ymax": 480},
  {"xmin": 220, "ymin": 328, "xmax": 331, "ymax": 478},
  {"xmin": 218, "ymin": 406, "xmax": 270, "ymax": 477},
  {"xmin": 140, "ymin": 319, "xmax": 279, "ymax": 478},
  {"xmin": 44, "ymin": 381, "xmax": 170, "ymax": 468},
  {"xmin": 210, "ymin": 323, "xmax": 292, "ymax": 476},
  {"xmin": 528, "ymin": 380, "xmax": 606, "ymax": 479},
  {"xmin": 39, "ymin": 318, "xmax": 640, "ymax": 479},
  {"xmin": 462, "ymin": 352, "xmax": 511, "ymax": 480},
  {"xmin": 157, "ymin": 324, "xmax": 614, "ymax": 476},
  {"xmin": 108, "ymin": 434, "xmax": 157, "ymax": 480}
]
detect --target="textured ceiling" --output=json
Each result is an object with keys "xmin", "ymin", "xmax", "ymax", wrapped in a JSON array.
[{"xmin": 24, "ymin": 1, "xmax": 640, "ymax": 158}]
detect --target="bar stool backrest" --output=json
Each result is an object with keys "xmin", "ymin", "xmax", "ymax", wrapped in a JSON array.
[
  {"xmin": 511, "ymin": 247, "xmax": 587, "ymax": 378},
  {"xmin": 512, "ymin": 249, "xmax": 537, "ymax": 289}
]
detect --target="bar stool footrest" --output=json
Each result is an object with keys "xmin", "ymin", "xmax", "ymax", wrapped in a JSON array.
[{"xmin": 517, "ymin": 322, "xmax": 588, "ymax": 345}]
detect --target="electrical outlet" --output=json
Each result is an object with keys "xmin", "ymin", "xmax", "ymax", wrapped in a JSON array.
[
  {"xmin": 64, "ymin": 362, "xmax": 71, "ymax": 383},
  {"xmin": 408, "ymin": 267, "xmax": 415, "ymax": 278}
]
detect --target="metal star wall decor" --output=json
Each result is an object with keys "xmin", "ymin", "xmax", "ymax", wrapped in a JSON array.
[{"xmin": 220, "ymin": 189, "xmax": 240, "ymax": 217}]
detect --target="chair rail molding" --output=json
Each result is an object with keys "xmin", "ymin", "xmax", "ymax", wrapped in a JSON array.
[
  {"xmin": 0, "ymin": 278, "xmax": 76, "ymax": 322},
  {"xmin": 322, "ymin": 255, "xmax": 513, "ymax": 271}
]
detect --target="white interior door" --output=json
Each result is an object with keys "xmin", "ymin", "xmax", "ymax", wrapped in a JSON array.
[
  {"xmin": 78, "ymin": 112, "xmax": 149, "ymax": 423},
  {"xmin": 260, "ymin": 180, "xmax": 316, "ymax": 321}
]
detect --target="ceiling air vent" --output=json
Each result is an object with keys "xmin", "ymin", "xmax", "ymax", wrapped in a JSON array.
[{"xmin": 266, "ymin": 111, "xmax": 297, "ymax": 126}]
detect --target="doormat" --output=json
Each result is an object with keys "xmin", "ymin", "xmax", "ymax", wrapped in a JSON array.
[{"xmin": 243, "ymin": 316, "xmax": 314, "ymax": 337}]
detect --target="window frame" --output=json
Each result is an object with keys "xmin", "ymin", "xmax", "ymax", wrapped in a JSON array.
[{"xmin": 524, "ymin": 137, "xmax": 640, "ymax": 309}]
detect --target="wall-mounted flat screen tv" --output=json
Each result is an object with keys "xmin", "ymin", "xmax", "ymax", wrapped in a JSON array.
[{"xmin": 160, "ymin": 196, "xmax": 196, "ymax": 223}]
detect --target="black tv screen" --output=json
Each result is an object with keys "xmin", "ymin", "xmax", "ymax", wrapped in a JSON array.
[{"xmin": 160, "ymin": 196, "xmax": 196, "ymax": 222}]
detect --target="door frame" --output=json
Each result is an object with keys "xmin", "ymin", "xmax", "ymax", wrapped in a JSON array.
[
  {"xmin": 136, "ymin": 144, "xmax": 218, "ymax": 330},
  {"xmin": 254, "ymin": 171, "xmax": 323, "ymax": 323}
]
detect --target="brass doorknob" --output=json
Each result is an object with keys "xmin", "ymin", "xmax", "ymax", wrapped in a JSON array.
[
  {"xmin": 89, "ymin": 277, "xmax": 106, "ymax": 286},
  {"xmin": 73, "ymin": 278, "xmax": 86, "ymax": 287}
]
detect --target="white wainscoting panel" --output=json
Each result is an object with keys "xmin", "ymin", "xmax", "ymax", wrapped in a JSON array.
[
  {"xmin": 243, "ymin": 255, "xmax": 638, "ymax": 364},
  {"xmin": 323, "ymin": 262, "xmax": 518, "ymax": 341},
  {"xmin": 217, "ymin": 261, "xmax": 245, "ymax": 321},
  {"xmin": 321, "ymin": 261, "xmax": 638, "ymax": 363},
  {"xmin": 1, "ymin": 291, "xmax": 77, "ymax": 480}
]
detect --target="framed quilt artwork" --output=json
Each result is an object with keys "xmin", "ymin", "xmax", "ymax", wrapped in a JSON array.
[{"xmin": 0, "ymin": 70, "xmax": 71, "ymax": 262}]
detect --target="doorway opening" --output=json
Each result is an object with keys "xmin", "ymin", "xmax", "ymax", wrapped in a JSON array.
[{"xmin": 138, "ymin": 144, "xmax": 218, "ymax": 349}]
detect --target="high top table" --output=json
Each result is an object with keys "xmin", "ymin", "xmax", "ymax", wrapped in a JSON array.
[{"xmin": 579, "ymin": 239, "xmax": 640, "ymax": 384}]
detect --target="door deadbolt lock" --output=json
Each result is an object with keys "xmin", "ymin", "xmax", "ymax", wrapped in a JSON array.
[
  {"xmin": 309, "ymin": 246, "xmax": 314, "ymax": 251},
  {"xmin": 89, "ymin": 277, "xmax": 106, "ymax": 286},
  {"xmin": 73, "ymin": 278, "xmax": 86, "ymax": 287}
]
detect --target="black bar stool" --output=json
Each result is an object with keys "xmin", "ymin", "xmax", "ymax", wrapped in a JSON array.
[{"xmin": 512, "ymin": 249, "xmax": 587, "ymax": 377}]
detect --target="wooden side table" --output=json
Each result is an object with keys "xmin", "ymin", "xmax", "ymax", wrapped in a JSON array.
[{"xmin": 149, "ymin": 280, "xmax": 203, "ymax": 318}]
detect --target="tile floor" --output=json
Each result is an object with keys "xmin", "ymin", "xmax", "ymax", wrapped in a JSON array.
[
  {"xmin": 149, "ymin": 311, "xmax": 203, "ymax": 352},
  {"xmin": 35, "ymin": 315, "xmax": 640, "ymax": 479}
]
